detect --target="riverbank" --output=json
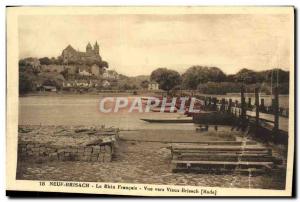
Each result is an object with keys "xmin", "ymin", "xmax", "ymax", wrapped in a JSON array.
[
  {"xmin": 20, "ymin": 91, "xmax": 161, "ymax": 98},
  {"xmin": 16, "ymin": 125, "xmax": 287, "ymax": 189},
  {"xmin": 19, "ymin": 92, "xmax": 289, "ymax": 108}
]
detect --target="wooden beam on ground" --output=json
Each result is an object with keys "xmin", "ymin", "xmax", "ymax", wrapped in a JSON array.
[
  {"xmin": 172, "ymin": 145, "xmax": 270, "ymax": 151},
  {"xmin": 172, "ymin": 160, "xmax": 274, "ymax": 167},
  {"xmin": 171, "ymin": 141, "xmax": 257, "ymax": 146}
]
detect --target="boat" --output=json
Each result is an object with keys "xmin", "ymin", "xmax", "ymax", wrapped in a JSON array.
[
  {"xmin": 151, "ymin": 107, "xmax": 178, "ymax": 113},
  {"xmin": 140, "ymin": 117, "xmax": 193, "ymax": 123}
]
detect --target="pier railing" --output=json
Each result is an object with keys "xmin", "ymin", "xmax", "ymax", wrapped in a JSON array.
[{"xmin": 192, "ymin": 86, "xmax": 288, "ymax": 136}]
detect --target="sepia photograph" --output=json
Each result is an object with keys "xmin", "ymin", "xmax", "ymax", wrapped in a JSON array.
[{"xmin": 6, "ymin": 6, "xmax": 294, "ymax": 196}]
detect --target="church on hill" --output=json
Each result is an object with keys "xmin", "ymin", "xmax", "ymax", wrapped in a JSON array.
[{"xmin": 61, "ymin": 41, "xmax": 108, "ymax": 68}]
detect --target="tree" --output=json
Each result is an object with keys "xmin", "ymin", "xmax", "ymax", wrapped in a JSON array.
[
  {"xmin": 259, "ymin": 69, "xmax": 289, "ymax": 84},
  {"xmin": 56, "ymin": 56, "xmax": 64, "ymax": 65},
  {"xmin": 19, "ymin": 59, "xmax": 27, "ymax": 66},
  {"xmin": 150, "ymin": 68, "xmax": 181, "ymax": 93},
  {"xmin": 182, "ymin": 66, "xmax": 226, "ymax": 89},
  {"xmin": 60, "ymin": 68, "xmax": 69, "ymax": 79},
  {"xmin": 140, "ymin": 80, "xmax": 149, "ymax": 89},
  {"xmin": 43, "ymin": 79, "xmax": 57, "ymax": 86},
  {"xmin": 234, "ymin": 68, "xmax": 257, "ymax": 83},
  {"xmin": 19, "ymin": 73, "xmax": 33, "ymax": 94},
  {"xmin": 39, "ymin": 57, "xmax": 52, "ymax": 65},
  {"xmin": 101, "ymin": 61, "xmax": 109, "ymax": 69}
]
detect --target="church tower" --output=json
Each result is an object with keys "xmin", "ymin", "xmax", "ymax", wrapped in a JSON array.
[
  {"xmin": 86, "ymin": 42, "xmax": 93, "ymax": 54},
  {"xmin": 94, "ymin": 41, "xmax": 99, "ymax": 55}
]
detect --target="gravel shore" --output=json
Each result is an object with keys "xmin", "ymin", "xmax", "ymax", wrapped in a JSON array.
[{"xmin": 16, "ymin": 125, "xmax": 286, "ymax": 189}]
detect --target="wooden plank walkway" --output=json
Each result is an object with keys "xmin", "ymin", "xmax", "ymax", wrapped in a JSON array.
[
  {"xmin": 230, "ymin": 106, "xmax": 289, "ymax": 133},
  {"xmin": 246, "ymin": 110, "xmax": 289, "ymax": 132},
  {"xmin": 170, "ymin": 142, "xmax": 282, "ymax": 173}
]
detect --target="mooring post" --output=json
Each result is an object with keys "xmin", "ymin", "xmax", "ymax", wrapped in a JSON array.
[
  {"xmin": 235, "ymin": 100, "xmax": 238, "ymax": 117},
  {"xmin": 255, "ymin": 87, "xmax": 259, "ymax": 128},
  {"xmin": 273, "ymin": 87, "xmax": 279, "ymax": 134},
  {"xmin": 272, "ymin": 98, "xmax": 275, "ymax": 111},
  {"xmin": 213, "ymin": 97, "xmax": 217, "ymax": 111},
  {"xmin": 248, "ymin": 97, "xmax": 252, "ymax": 109},
  {"xmin": 260, "ymin": 98, "xmax": 265, "ymax": 112},
  {"xmin": 221, "ymin": 98, "xmax": 225, "ymax": 112},
  {"xmin": 241, "ymin": 85, "xmax": 247, "ymax": 128},
  {"xmin": 228, "ymin": 98, "xmax": 232, "ymax": 113}
]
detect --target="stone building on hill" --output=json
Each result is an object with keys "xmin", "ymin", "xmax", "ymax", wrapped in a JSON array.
[
  {"xmin": 61, "ymin": 41, "xmax": 108, "ymax": 68},
  {"xmin": 60, "ymin": 41, "xmax": 108, "ymax": 77}
]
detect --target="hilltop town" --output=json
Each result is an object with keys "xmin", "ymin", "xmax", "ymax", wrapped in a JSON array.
[
  {"xmin": 19, "ymin": 41, "xmax": 290, "ymax": 95},
  {"xmin": 19, "ymin": 41, "xmax": 153, "ymax": 94}
]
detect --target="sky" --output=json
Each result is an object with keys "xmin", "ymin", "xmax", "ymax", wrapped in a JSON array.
[{"xmin": 18, "ymin": 14, "xmax": 292, "ymax": 76}]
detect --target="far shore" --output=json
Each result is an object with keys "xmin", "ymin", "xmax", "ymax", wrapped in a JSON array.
[
  {"xmin": 19, "ymin": 91, "xmax": 290, "ymax": 98},
  {"xmin": 19, "ymin": 91, "xmax": 161, "ymax": 98}
]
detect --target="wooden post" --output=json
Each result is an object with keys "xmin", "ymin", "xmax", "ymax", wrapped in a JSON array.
[
  {"xmin": 212, "ymin": 97, "xmax": 217, "ymax": 111},
  {"xmin": 272, "ymin": 98, "xmax": 277, "ymax": 116},
  {"xmin": 260, "ymin": 98, "xmax": 265, "ymax": 112},
  {"xmin": 235, "ymin": 100, "xmax": 238, "ymax": 117},
  {"xmin": 248, "ymin": 97, "xmax": 252, "ymax": 109},
  {"xmin": 273, "ymin": 87, "xmax": 279, "ymax": 134},
  {"xmin": 255, "ymin": 87, "xmax": 259, "ymax": 127},
  {"xmin": 228, "ymin": 99, "xmax": 232, "ymax": 113},
  {"xmin": 221, "ymin": 98, "xmax": 225, "ymax": 112},
  {"xmin": 241, "ymin": 85, "xmax": 247, "ymax": 129}
]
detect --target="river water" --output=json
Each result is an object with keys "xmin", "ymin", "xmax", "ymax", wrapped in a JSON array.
[
  {"xmin": 19, "ymin": 95, "xmax": 196, "ymax": 130},
  {"xmin": 19, "ymin": 94, "xmax": 289, "ymax": 128}
]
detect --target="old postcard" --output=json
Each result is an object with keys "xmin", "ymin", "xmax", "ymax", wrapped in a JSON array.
[{"xmin": 6, "ymin": 6, "xmax": 294, "ymax": 196}]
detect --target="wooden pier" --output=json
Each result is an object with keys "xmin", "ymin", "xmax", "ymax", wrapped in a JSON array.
[
  {"xmin": 194, "ymin": 86, "xmax": 289, "ymax": 135},
  {"xmin": 245, "ymin": 110, "xmax": 288, "ymax": 132}
]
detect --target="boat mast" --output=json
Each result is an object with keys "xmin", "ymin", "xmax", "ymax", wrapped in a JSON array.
[{"xmin": 271, "ymin": 70, "xmax": 273, "ymax": 95}]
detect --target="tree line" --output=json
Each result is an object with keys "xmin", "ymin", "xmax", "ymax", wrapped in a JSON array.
[
  {"xmin": 19, "ymin": 56, "xmax": 109, "ymax": 68},
  {"xmin": 149, "ymin": 66, "xmax": 289, "ymax": 94}
]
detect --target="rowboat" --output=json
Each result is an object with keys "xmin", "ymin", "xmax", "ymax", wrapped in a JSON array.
[
  {"xmin": 140, "ymin": 117, "xmax": 193, "ymax": 123},
  {"xmin": 151, "ymin": 107, "xmax": 178, "ymax": 113}
]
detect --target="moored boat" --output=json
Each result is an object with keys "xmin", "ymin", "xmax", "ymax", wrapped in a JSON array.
[
  {"xmin": 140, "ymin": 117, "xmax": 193, "ymax": 123},
  {"xmin": 151, "ymin": 107, "xmax": 178, "ymax": 113}
]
